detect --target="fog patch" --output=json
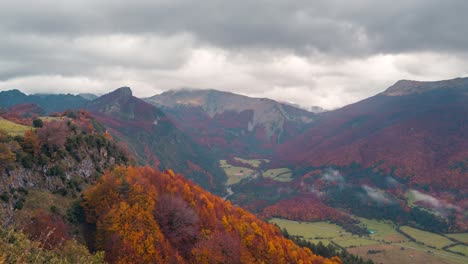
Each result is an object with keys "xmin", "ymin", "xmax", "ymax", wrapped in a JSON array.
[
  {"xmin": 362, "ymin": 185, "xmax": 393, "ymax": 204},
  {"xmin": 385, "ymin": 176, "xmax": 401, "ymax": 188},
  {"xmin": 321, "ymin": 169, "xmax": 344, "ymax": 183},
  {"xmin": 410, "ymin": 190, "xmax": 461, "ymax": 212}
]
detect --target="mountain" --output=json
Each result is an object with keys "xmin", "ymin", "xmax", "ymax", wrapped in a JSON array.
[
  {"xmin": 0, "ymin": 90, "xmax": 89, "ymax": 113},
  {"xmin": 266, "ymin": 77, "xmax": 468, "ymax": 230},
  {"xmin": 276, "ymin": 77, "xmax": 468, "ymax": 190},
  {"xmin": 144, "ymin": 89, "xmax": 316, "ymax": 156},
  {"xmin": 0, "ymin": 113, "xmax": 342, "ymax": 264},
  {"xmin": 86, "ymin": 87, "xmax": 227, "ymax": 194}
]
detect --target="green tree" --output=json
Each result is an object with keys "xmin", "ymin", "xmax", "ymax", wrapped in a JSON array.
[{"xmin": 32, "ymin": 118, "xmax": 44, "ymax": 128}]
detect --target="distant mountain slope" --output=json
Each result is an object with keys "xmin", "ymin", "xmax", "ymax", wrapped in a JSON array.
[
  {"xmin": 276, "ymin": 77, "xmax": 468, "ymax": 191},
  {"xmin": 144, "ymin": 89, "xmax": 316, "ymax": 156},
  {"xmin": 78, "ymin": 93, "xmax": 99, "ymax": 100},
  {"xmin": 86, "ymin": 87, "xmax": 227, "ymax": 194},
  {"xmin": 0, "ymin": 90, "xmax": 88, "ymax": 113}
]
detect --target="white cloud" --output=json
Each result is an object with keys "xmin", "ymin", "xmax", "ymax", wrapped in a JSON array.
[{"xmin": 363, "ymin": 185, "xmax": 393, "ymax": 204}]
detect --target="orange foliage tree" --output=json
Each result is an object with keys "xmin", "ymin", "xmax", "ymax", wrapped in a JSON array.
[{"xmin": 83, "ymin": 166, "xmax": 341, "ymax": 264}]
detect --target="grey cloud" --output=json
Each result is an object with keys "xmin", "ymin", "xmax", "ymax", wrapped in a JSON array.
[
  {"xmin": 1, "ymin": 1, "xmax": 468, "ymax": 55},
  {"xmin": 0, "ymin": 1, "xmax": 467, "ymax": 108}
]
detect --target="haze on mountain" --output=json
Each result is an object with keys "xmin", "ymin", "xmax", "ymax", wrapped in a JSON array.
[{"xmin": 1, "ymin": 0, "xmax": 468, "ymax": 109}]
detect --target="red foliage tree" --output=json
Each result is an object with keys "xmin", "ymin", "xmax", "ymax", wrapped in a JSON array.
[
  {"xmin": 37, "ymin": 120, "xmax": 70, "ymax": 150},
  {"xmin": 23, "ymin": 210, "xmax": 69, "ymax": 250},
  {"xmin": 154, "ymin": 194, "xmax": 200, "ymax": 257}
]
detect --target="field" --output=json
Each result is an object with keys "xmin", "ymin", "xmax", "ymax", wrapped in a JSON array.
[
  {"xmin": 348, "ymin": 244, "xmax": 460, "ymax": 264},
  {"xmin": 271, "ymin": 217, "xmax": 468, "ymax": 264},
  {"xmin": 220, "ymin": 160, "xmax": 255, "ymax": 185},
  {"xmin": 262, "ymin": 168, "xmax": 293, "ymax": 182},
  {"xmin": 270, "ymin": 218, "xmax": 346, "ymax": 239},
  {"xmin": 357, "ymin": 218, "xmax": 406, "ymax": 242},
  {"xmin": 400, "ymin": 226, "xmax": 453, "ymax": 249},
  {"xmin": 233, "ymin": 157, "xmax": 269, "ymax": 168},
  {"xmin": 40, "ymin": 116, "xmax": 67, "ymax": 122},
  {"xmin": 446, "ymin": 233, "xmax": 468, "ymax": 244},
  {"xmin": 447, "ymin": 245, "xmax": 468, "ymax": 256},
  {"xmin": 0, "ymin": 118, "xmax": 33, "ymax": 136}
]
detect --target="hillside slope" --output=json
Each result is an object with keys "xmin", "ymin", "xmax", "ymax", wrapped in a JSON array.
[
  {"xmin": 261, "ymin": 78, "xmax": 467, "ymax": 230},
  {"xmin": 83, "ymin": 166, "xmax": 340, "ymax": 264},
  {"xmin": 144, "ymin": 89, "xmax": 316, "ymax": 156},
  {"xmin": 86, "ymin": 87, "xmax": 227, "ymax": 194},
  {"xmin": 276, "ymin": 77, "xmax": 468, "ymax": 191},
  {"xmin": 0, "ymin": 90, "xmax": 88, "ymax": 113},
  {"xmin": 0, "ymin": 111, "xmax": 130, "ymax": 221}
]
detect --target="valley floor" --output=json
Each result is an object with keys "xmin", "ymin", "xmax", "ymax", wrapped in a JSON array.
[{"xmin": 270, "ymin": 218, "xmax": 468, "ymax": 264}]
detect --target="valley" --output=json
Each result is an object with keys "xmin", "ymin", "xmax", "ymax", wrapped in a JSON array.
[
  {"xmin": 1, "ymin": 77, "xmax": 467, "ymax": 263},
  {"xmin": 1, "ymin": 1, "xmax": 466, "ymax": 263},
  {"xmin": 220, "ymin": 157, "xmax": 293, "ymax": 186},
  {"xmin": 271, "ymin": 217, "xmax": 468, "ymax": 264}
]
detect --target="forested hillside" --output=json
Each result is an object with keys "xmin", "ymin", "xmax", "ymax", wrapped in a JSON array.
[{"xmin": 83, "ymin": 166, "xmax": 340, "ymax": 264}]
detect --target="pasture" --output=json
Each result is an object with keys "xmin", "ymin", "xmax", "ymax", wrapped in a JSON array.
[
  {"xmin": 358, "ymin": 218, "xmax": 406, "ymax": 242},
  {"xmin": 262, "ymin": 168, "xmax": 293, "ymax": 182},
  {"xmin": 271, "ymin": 217, "xmax": 468, "ymax": 264},
  {"xmin": 446, "ymin": 233, "xmax": 468, "ymax": 244},
  {"xmin": 233, "ymin": 157, "xmax": 269, "ymax": 168},
  {"xmin": 400, "ymin": 226, "xmax": 453, "ymax": 249},
  {"xmin": 219, "ymin": 160, "xmax": 255, "ymax": 185},
  {"xmin": 447, "ymin": 245, "xmax": 468, "ymax": 256},
  {"xmin": 0, "ymin": 118, "xmax": 33, "ymax": 136},
  {"xmin": 270, "ymin": 218, "xmax": 346, "ymax": 239}
]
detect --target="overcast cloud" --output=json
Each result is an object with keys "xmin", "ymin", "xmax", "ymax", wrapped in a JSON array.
[{"xmin": 0, "ymin": 0, "xmax": 467, "ymax": 109}]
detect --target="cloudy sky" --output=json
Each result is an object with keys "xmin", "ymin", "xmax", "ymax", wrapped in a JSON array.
[{"xmin": 0, "ymin": 0, "xmax": 467, "ymax": 109}]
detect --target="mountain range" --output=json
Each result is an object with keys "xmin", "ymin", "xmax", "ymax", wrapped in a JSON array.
[
  {"xmin": 1, "ymin": 76, "xmax": 467, "ymax": 263},
  {"xmin": 1, "ymin": 77, "xmax": 467, "ymax": 231}
]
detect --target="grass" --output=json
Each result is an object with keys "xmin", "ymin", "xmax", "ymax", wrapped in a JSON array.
[
  {"xmin": 446, "ymin": 233, "xmax": 468, "ymax": 244},
  {"xmin": 349, "ymin": 243, "xmax": 465, "ymax": 264},
  {"xmin": 220, "ymin": 160, "xmax": 255, "ymax": 185},
  {"xmin": 395, "ymin": 241, "xmax": 468, "ymax": 264},
  {"xmin": 271, "ymin": 217, "xmax": 468, "ymax": 264},
  {"xmin": 233, "ymin": 157, "xmax": 269, "ymax": 168},
  {"xmin": 447, "ymin": 245, "xmax": 468, "ymax": 256},
  {"xmin": 13, "ymin": 189, "xmax": 74, "ymax": 226},
  {"xmin": 358, "ymin": 218, "xmax": 407, "ymax": 242},
  {"xmin": 0, "ymin": 118, "xmax": 33, "ymax": 136},
  {"xmin": 269, "ymin": 218, "xmax": 346, "ymax": 240},
  {"xmin": 262, "ymin": 168, "xmax": 293, "ymax": 182},
  {"xmin": 40, "ymin": 116, "xmax": 67, "ymax": 122},
  {"xmin": 333, "ymin": 236, "xmax": 379, "ymax": 248},
  {"xmin": 400, "ymin": 226, "xmax": 453, "ymax": 249}
]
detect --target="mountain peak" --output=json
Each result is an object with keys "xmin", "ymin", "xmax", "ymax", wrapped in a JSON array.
[
  {"xmin": 112, "ymin": 86, "xmax": 132, "ymax": 97},
  {"xmin": 383, "ymin": 77, "xmax": 468, "ymax": 96},
  {"xmin": 0, "ymin": 89, "xmax": 27, "ymax": 97}
]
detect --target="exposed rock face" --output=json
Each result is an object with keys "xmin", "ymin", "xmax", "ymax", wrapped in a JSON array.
[
  {"xmin": 144, "ymin": 89, "xmax": 316, "ymax": 155},
  {"xmin": 0, "ymin": 133, "xmax": 130, "ymax": 220}
]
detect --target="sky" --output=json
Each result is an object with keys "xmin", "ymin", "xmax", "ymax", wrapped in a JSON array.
[{"xmin": 0, "ymin": 0, "xmax": 467, "ymax": 109}]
